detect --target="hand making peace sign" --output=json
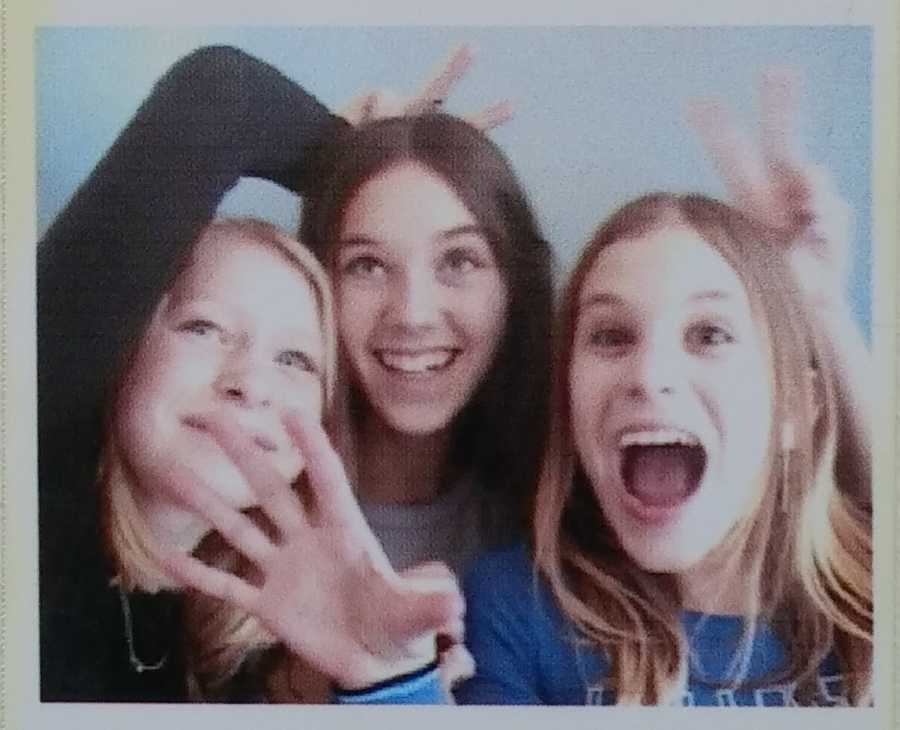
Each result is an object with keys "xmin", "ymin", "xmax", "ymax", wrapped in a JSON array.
[
  {"xmin": 339, "ymin": 44, "xmax": 513, "ymax": 130},
  {"xmin": 688, "ymin": 67, "xmax": 853, "ymax": 314}
]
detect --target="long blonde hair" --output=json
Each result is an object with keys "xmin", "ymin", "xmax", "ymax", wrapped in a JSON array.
[
  {"xmin": 533, "ymin": 194, "xmax": 872, "ymax": 705},
  {"xmin": 100, "ymin": 217, "xmax": 336, "ymax": 698}
]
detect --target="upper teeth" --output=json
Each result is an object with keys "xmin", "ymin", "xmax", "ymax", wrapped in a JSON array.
[
  {"xmin": 377, "ymin": 350, "xmax": 455, "ymax": 373},
  {"xmin": 619, "ymin": 429, "xmax": 699, "ymax": 448}
]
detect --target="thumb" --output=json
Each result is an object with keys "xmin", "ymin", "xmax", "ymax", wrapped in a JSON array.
[{"xmin": 387, "ymin": 584, "xmax": 464, "ymax": 644}]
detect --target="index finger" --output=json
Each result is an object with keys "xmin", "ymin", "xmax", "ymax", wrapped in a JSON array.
[
  {"xmin": 686, "ymin": 97, "xmax": 768, "ymax": 209},
  {"xmin": 405, "ymin": 43, "xmax": 474, "ymax": 115},
  {"xmin": 758, "ymin": 66, "xmax": 804, "ymax": 172},
  {"xmin": 282, "ymin": 410, "xmax": 368, "ymax": 532}
]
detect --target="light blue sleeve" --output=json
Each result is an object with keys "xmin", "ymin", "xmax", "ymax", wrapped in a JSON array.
[{"xmin": 332, "ymin": 663, "xmax": 446, "ymax": 705}]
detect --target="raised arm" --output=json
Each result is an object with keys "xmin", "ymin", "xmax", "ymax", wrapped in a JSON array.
[{"xmin": 38, "ymin": 46, "xmax": 343, "ymax": 447}]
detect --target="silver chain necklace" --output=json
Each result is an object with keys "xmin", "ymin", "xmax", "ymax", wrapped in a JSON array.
[{"xmin": 115, "ymin": 580, "xmax": 169, "ymax": 673}]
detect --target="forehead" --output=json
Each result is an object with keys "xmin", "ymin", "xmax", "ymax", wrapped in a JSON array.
[
  {"xmin": 580, "ymin": 224, "xmax": 748, "ymax": 307},
  {"xmin": 172, "ymin": 227, "xmax": 319, "ymax": 317},
  {"xmin": 339, "ymin": 161, "xmax": 477, "ymax": 240}
]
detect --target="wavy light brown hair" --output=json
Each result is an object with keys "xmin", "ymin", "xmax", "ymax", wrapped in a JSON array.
[
  {"xmin": 533, "ymin": 193, "xmax": 872, "ymax": 705},
  {"xmin": 99, "ymin": 217, "xmax": 336, "ymax": 699}
]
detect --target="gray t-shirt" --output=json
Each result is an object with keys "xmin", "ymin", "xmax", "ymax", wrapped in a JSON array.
[{"xmin": 360, "ymin": 477, "xmax": 488, "ymax": 577}]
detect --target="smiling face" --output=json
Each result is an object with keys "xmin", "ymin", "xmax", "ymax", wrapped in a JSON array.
[
  {"xmin": 334, "ymin": 161, "xmax": 509, "ymax": 436},
  {"xmin": 569, "ymin": 223, "xmax": 773, "ymax": 574},
  {"xmin": 114, "ymin": 225, "xmax": 326, "ymax": 507}
]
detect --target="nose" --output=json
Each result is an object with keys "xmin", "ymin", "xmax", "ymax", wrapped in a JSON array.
[
  {"xmin": 214, "ymin": 344, "xmax": 272, "ymax": 409},
  {"xmin": 388, "ymin": 267, "xmax": 441, "ymax": 331},
  {"xmin": 625, "ymin": 333, "xmax": 679, "ymax": 400}
]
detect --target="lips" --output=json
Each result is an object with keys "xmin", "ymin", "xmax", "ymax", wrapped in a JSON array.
[
  {"xmin": 615, "ymin": 426, "xmax": 707, "ymax": 524},
  {"xmin": 373, "ymin": 347, "xmax": 460, "ymax": 375},
  {"xmin": 181, "ymin": 414, "xmax": 279, "ymax": 453}
]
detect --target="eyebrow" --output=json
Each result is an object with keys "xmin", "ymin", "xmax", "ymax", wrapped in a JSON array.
[
  {"xmin": 688, "ymin": 289, "xmax": 734, "ymax": 303},
  {"xmin": 578, "ymin": 289, "xmax": 734, "ymax": 311},
  {"xmin": 338, "ymin": 224, "xmax": 488, "ymax": 249},
  {"xmin": 578, "ymin": 291, "xmax": 626, "ymax": 310}
]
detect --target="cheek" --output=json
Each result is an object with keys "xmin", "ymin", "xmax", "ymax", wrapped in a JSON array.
[
  {"xmin": 337, "ymin": 283, "xmax": 382, "ymax": 348},
  {"xmin": 568, "ymin": 357, "xmax": 602, "ymax": 452},
  {"xmin": 459, "ymin": 277, "xmax": 509, "ymax": 348},
  {"xmin": 714, "ymin": 353, "xmax": 773, "ymax": 499},
  {"xmin": 112, "ymin": 345, "xmax": 173, "ymax": 468}
]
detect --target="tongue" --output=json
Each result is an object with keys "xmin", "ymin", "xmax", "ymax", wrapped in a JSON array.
[{"xmin": 625, "ymin": 446, "xmax": 693, "ymax": 508}]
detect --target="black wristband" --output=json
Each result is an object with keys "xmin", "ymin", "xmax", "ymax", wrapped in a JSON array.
[{"xmin": 334, "ymin": 658, "xmax": 440, "ymax": 698}]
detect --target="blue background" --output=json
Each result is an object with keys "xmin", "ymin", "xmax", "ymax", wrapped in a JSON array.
[{"xmin": 36, "ymin": 26, "xmax": 871, "ymax": 331}]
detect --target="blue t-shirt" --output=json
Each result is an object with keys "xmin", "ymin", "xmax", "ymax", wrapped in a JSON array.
[
  {"xmin": 456, "ymin": 544, "xmax": 846, "ymax": 706},
  {"xmin": 335, "ymin": 544, "xmax": 847, "ymax": 706}
]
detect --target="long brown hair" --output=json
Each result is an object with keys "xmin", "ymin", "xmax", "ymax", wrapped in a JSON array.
[
  {"xmin": 533, "ymin": 194, "xmax": 872, "ymax": 704},
  {"xmin": 301, "ymin": 114, "xmax": 554, "ymax": 535}
]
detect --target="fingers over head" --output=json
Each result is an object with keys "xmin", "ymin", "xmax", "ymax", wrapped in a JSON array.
[
  {"xmin": 686, "ymin": 97, "xmax": 768, "ymax": 208},
  {"xmin": 759, "ymin": 66, "xmax": 803, "ymax": 171},
  {"xmin": 465, "ymin": 100, "xmax": 514, "ymax": 131},
  {"xmin": 422, "ymin": 43, "xmax": 474, "ymax": 102},
  {"xmin": 406, "ymin": 43, "xmax": 474, "ymax": 116}
]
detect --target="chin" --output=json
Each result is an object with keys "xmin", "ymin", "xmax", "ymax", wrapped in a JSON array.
[
  {"xmin": 376, "ymin": 402, "xmax": 460, "ymax": 437},
  {"xmin": 618, "ymin": 528, "xmax": 712, "ymax": 575}
]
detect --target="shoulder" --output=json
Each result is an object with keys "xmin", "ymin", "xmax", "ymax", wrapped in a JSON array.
[
  {"xmin": 463, "ymin": 542, "xmax": 535, "ymax": 595},
  {"xmin": 463, "ymin": 543, "xmax": 561, "ymax": 635}
]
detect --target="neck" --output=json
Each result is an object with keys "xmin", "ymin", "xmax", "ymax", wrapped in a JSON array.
[{"xmin": 355, "ymin": 410, "xmax": 454, "ymax": 506}]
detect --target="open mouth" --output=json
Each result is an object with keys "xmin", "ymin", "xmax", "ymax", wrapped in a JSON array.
[
  {"xmin": 374, "ymin": 348, "xmax": 460, "ymax": 375},
  {"xmin": 619, "ymin": 429, "xmax": 706, "ymax": 510}
]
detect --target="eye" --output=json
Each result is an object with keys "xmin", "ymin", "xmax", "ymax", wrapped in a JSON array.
[
  {"xmin": 179, "ymin": 318, "xmax": 221, "ymax": 337},
  {"xmin": 590, "ymin": 327, "xmax": 634, "ymax": 350},
  {"xmin": 685, "ymin": 323, "xmax": 735, "ymax": 351},
  {"xmin": 442, "ymin": 248, "xmax": 482, "ymax": 275},
  {"xmin": 341, "ymin": 254, "xmax": 388, "ymax": 281},
  {"xmin": 276, "ymin": 350, "xmax": 318, "ymax": 373}
]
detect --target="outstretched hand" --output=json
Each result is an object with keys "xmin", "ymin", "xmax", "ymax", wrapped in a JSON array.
[
  {"xmin": 687, "ymin": 68, "xmax": 852, "ymax": 313},
  {"xmin": 339, "ymin": 44, "xmax": 513, "ymax": 130},
  {"xmin": 160, "ymin": 410, "xmax": 466, "ymax": 691}
]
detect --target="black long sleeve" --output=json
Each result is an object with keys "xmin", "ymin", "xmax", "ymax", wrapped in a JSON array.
[{"xmin": 37, "ymin": 45, "xmax": 346, "ymax": 701}]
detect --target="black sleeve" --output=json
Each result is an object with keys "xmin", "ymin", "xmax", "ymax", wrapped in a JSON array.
[
  {"xmin": 37, "ymin": 45, "xmax": 346, "ymax": 702},
  {"xmin": 38, "ymin": 44, "xmax": 346, "ymax": 440}
]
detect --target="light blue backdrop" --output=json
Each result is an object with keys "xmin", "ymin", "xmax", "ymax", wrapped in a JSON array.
[{"xmin": 36, "ymin": 26, "xmax": 871, "ymax": 331}]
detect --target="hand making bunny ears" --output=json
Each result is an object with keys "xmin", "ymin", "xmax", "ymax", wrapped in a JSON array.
[
  {"xmin": 340, "ymin": 43, "xmax": 514, "ymax": 130},
  {"xmin": 687, "ymin": 67, "xmax": 853, "ymax": 312},
  {"xmin": 160, "ymin": 410, "xmax": 468, "ymax": 693}
]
